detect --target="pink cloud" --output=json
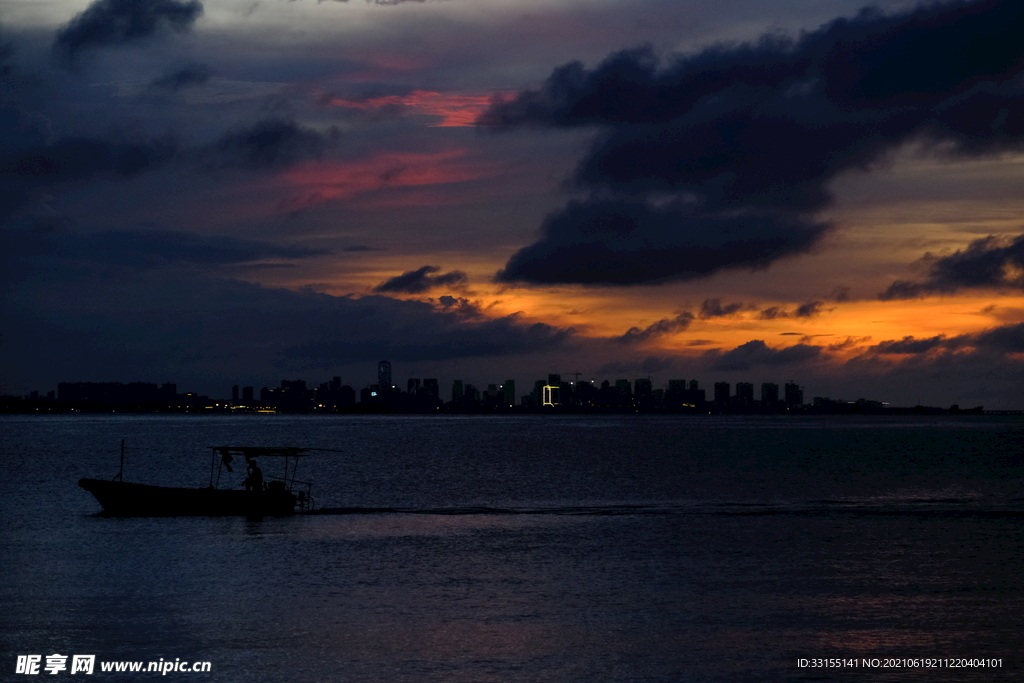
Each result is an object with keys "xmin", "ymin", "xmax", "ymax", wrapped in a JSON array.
[
  {"xmin": 326, "ymin": 90, "xmax": 495, "ymax": 127},
  {"xmin": 279, "ymin": 148, "xmax": 502, "ymax": 212}
]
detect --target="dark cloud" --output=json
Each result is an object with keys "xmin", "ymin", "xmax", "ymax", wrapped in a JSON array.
[
  {"xmin": 795, "ymin": 300, "xmax": 824, "ymax": 317},
  {"xmin": 151, "ymin": 64, "xmax": 211, "ymax": 92},
  {"xmin": 374, "ymin": 265, "xmax": 469, "ymax": 294},
  {"xmin": 0, "ymin": 248, "xmax": 575, "ymax": 390},
  {"xmin": 699, "ymin": 298, "xmax": 744, "ymax": 318},
  {"xmin": 879, "ymin": 234, "xmax": 1024, "ymax": 299},
  {"xmin": 827, "ymin": 335, "xmax": 871, "ymax": 351},
  {"xmin": 875, "ymin": 277, "xmax": 932, "ymax": 302},
  {"xmin": 3, "ymin": 228, "xmax": 327, "ymax": 270},
  {"xmin": 0, "ymin": 101, "xmax": 50, "ymax": 148},
  {"xmin": 613, "ymin": 297, "xmax": 824, "ymax": 345},
  {"xmin": 281, "ymin": 308, "xmax": 572, "ymax": 368},
  {"xmin": 213, "ymin": 118, "xmax": 338, "ymax": 169},
  {"xmin": 615, "ymin": 311, "xmax": 694, "ymax": 344},
  {"xmin": 495, "ymin": 199, "xmax": 826, "ymax": 285},
  {"xmin": 484, "ymin": 0, "xmax": 1024, "ymax": 286},
  {"xmin": 757, "ymin": 300, "xmax": 825, "ymax": 319},
  {"xmin": 711, "ymin": 340, "xmax": 823, "ymax": 372},
  {"xmin": 827, "ymin": 286, "xmax": 851, "ymax": 302},
  {"xmin": 872, "ymin": 335, "xmax": 952, "ymax": 354},
  {"xmin": 434, "ymin": 295, "xmax": 485, "ymax": 321},
  {"xmin": 869, "ymin": 323, "xmax": 1024, "ymax": 355},
  {"xmin": 0, "ymin": 40, "xmax": 13, "ymax": 80},
  {"xmin": 1, "ymin": 135, "xmax": 176, "ymax": 182},
  {"xmin": 0, "ymin": 112, "xmax": 333, "ymax": 228},
  {"xmin": 53, "ymin": 0, "xmax": 204, "ymax": 65},
  {"xmin": 0, "ymin": 127, "xmax": 177, "ymax": 223},
  {"xmin": 342, "ymin": 245, "xmax": 378, "ymax": 252},
  {"xmin": 975, "ymin": 322, "xmax": 1024, "ymax": 353}
]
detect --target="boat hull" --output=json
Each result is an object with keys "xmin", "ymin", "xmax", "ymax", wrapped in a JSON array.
[{"xmin": 79, "ymin": 479, "xmax": 297, "ymax": 517}]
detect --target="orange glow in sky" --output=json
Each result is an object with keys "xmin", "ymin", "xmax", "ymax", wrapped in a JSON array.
[{"xmin": 296, "ymin": 250, "xmax": 1024, "ymax": 360}]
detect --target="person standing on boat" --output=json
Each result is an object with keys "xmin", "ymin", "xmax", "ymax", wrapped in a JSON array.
[{"xmin": 244, "ymin": 459, "xmax": 264, "ymax": 492}]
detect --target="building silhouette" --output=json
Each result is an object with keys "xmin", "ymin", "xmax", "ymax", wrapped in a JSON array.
[
  {"xmin": 785, "ymin": 382, "xmax": 804, "ymax": 407},
  {"xmin": 423, "ymin": 379, "xmax": 439, "ymax": 400},
  {"xmin": 378, "ymin": 361, "xmax": 392, "ymax": 393},
  {"xmin": 501, "ymin": 380, "xmax": 516, "ymax": 408},
  {"xmin": 714, "ymin": 382, "xmax": 730, "ymax": 406},
  {"xmin": 33, "ymin": 356, "xmax": 874, "ymax": 415}
]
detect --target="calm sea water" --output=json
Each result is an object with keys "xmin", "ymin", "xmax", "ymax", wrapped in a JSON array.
[{"xmin": 2, "ymin": 414, "xmax": 1023, "ymax": 682}]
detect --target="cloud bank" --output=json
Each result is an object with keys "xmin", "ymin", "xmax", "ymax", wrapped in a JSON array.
[
  {"xmin": 710, "ymin": 340, "xmax": 823, "ymax": 372},
  {"xmin": 374, "ymin": 265, "xmax": 468, "ymax": 294},
  {"xmin": 53, "ymin": 0, "xmax": 204, "ymax": 65},
  {"xmin": 1, "ymin": 229, "xmax": 575, "ymax": 388},
  {"xmin": 213, "ymin": 119, "xmax": 339, "ymax": 170},
  {"xmin": 616, "ymin": 311, "xmax": 694, "ymax": 344},
  {"xmin": 869, "ymin": 323, "xmax": 1024, "ymax": 355},
  {"xmin": 3, "ymin": 228, "xmax": 327, "ymax": 270},
  {"xmin": 880, "ymin": 233, "xmax": 1024, "ymax": 299},
  {"xmin": 484, "ymin": 0, "xmax": 1024, "ymax": 286},
  {"xmin": 0, "ymin": 120, "xmax": 178, "ymax": 222}
]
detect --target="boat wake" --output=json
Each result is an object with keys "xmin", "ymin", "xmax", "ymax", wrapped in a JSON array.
[{"xmin": 307, "ymin": 500, "xmax": 1024, "ymax": 518}]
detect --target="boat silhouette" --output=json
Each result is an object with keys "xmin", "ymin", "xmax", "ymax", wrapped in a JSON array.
[{"xmin": 79, "ymin": 445, "xmax": 333, "ymax": 517}]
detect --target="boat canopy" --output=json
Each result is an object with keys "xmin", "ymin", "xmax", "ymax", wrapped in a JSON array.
[{"xmin": 210, "ymin": 446, "xmax": 315, "ymax": 458}]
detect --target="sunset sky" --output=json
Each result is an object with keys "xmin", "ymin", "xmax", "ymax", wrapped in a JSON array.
[{"xmin": 2, "ymin": 0, "xmax": 1024, "ymax": 407}]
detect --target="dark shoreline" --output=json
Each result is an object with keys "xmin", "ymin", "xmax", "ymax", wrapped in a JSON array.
[{"xmin": 2, "ymin": 396, "xmax": 1018, "ymax": 416}]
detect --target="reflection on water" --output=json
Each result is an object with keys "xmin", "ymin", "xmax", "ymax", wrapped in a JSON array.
[{"xmin": 1, "ymin": 415, "xmax": 1022, "ymax": 682}]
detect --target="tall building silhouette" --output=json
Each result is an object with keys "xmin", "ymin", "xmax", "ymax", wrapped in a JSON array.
[
  {"xmin": 785, "ymin": 382, "xmax": 804, "ymax": 407},
  {"xmin": 714, "ymin": 382, "xmax": 730, "ymax": 405},
  {"xmin": 423, "ymin": 379, "xmax": 439, "ymax": 399},
  {"xmin": 378, "ymin": 361, "xmax": 392, "ymax": 392},
  {"xmin": 501, "ymin": 380, "xmax": 516, "ymax": 407}
]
